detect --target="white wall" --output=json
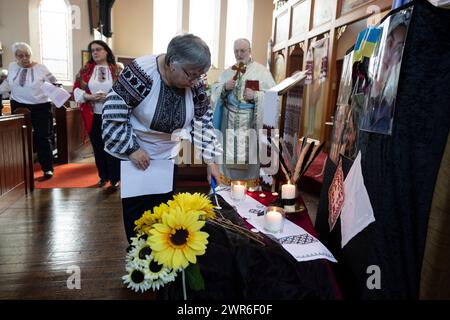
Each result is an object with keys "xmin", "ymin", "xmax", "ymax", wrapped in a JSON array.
[
  {"xmin": 111, "ymin": 0, "xmax": 274, "ymax": 83},
  {"xmin": 112, "ymin": 0, "xmax": 153, "ymax": 59},
  {"xmin": 1, "ymin": 0, "xmax": 273, "ymax": 84},
  {"xmin": 70, "ymin": 0, "xmax": 95, "ymax": 77},
  {"xmin": 0, "ymin": 0, "xmax": 31, "ymax": 66},
  {"xmin": 0, "ymin": 0, "xmax": 93, "ymax": 85}
]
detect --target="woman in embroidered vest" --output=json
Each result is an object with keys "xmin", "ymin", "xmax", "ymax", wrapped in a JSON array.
[
  {"xmin": 0, "ymin": 42, "xmax": 57, "ymax": 179},
  {"xmin": 102, "ymin": 34, "xmax": 223, "ymax": 243},
  {"xmin": 73, "ymin": 40, "xmax": 122, "ymax": 189}
]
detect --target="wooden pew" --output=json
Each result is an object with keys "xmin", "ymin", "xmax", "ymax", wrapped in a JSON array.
[{"xmin": 0, "ymin": 110, "xmax": 33, "ymax": 212}]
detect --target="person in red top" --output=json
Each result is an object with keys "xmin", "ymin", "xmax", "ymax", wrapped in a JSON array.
[{"xmin": 72, "ymin": 40, "xmax": 123, "ymax": 189}]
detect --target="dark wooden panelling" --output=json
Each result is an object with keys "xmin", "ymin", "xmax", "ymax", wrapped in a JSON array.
[
  {"xmin": 55, "ymin": 105, "xmax": 88, "ymax": 164},
  {"xmin": 0, "ymin": 113, "xmax": 32, "ymax": 200}
]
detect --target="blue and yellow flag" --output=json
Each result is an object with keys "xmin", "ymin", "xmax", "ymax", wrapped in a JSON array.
[{"xmin": 353, "ymin": 27, "xmax": 382, "ymax": 63}]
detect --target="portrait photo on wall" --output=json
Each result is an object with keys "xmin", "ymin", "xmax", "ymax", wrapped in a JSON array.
[{"xmin": 360, "ymin": 7, "xmax": 413, "ymax": 135}]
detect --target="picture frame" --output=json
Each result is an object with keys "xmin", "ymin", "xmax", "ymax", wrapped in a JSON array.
[{"xmin": 81, "ymin": 50, "xmax": 90, "ymax": 67}]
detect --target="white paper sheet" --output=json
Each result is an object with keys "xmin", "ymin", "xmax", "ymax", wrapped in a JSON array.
[
  {"xmin": 261, "ymin": 90, "xmax": 280, "ymax": 128},
  {"xmin": 340, "ymin": 152, "xmax": 376, "ymax": 248},
  {"xmin": 120, "ymin": 160, "xmax": 174, "ymax": 199},
  {"xmin": 217, "ymin": 190, "xmax": 337, "ymax": 263},
  {"xmin": 40, "ymin": 82, "xmax": 70, "ymax": 108}
]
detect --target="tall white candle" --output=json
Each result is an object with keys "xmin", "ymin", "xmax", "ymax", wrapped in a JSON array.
[
  {"xmin": 265, "ymin": 210, "xmax": 283, "ymax": 232},
  {"xmin": 281, "ymin": 183, "xmax": 296, "ymax": 212},
  {"xmin": 281, "ymin": 183, "xmax": 296, "ymax": 199}
]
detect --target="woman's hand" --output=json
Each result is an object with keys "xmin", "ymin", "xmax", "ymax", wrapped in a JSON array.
[
  {"xmin": 129, "ymin": 148, "xmax": 151, "ymax": 170},
  {"xmin": 94, "ymin": 92, "xmax": 107, "ymax": 102},
  {"xmin": 84, "ymin": 92, "xmax": 107, "ymax": 102},
  {"xmin": 206, "ymin": 163, "xmax": 221, "ymax": 185}
]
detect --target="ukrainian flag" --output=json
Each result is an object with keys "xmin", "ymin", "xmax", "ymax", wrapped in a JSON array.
[{"xmin": 353, "ymin": 27, "xmax": 382, "ymax": 63}]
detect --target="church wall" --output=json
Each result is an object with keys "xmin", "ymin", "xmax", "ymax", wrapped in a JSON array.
[
  {"xmin": 112, "ymin": 0, "xmax": 153, "ymax": 59},
  {"xmin": 0, "ymin": 0, "xmax": 93, "ymax": 87}
]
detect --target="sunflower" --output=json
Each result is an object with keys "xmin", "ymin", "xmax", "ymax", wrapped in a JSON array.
[
  {"xmin": 168, "ymin": 192, "xmax": 215, "ymax": 219},
  {"xmin": 161, "ymin": 268, "xmax": 178, "ymax": 283},
  {"xmin": 134, "ymin": 203, "xmax": 170, "ymax": 235},
  {"xmin": 126, "ymin": 237, "xmax": 153, "ymax": 265},
  {"xmin": 122, "ymin": 264, "xmax": 149, "ymax": 293},
  {"xmin": 148, "ymin": 207, "xmax": 209, "ymax": 270},
  {"xmin": 142, "ymin": 255, "xmax": 175, "ymax": 282}
]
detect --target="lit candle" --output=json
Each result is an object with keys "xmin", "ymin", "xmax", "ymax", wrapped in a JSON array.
[
  {"xmin": 265, "ymin": 210, "xmax": 283, "ymax": 233},
  {"xmin": 259, "ymin": 193, "xmax": 266, "ymax": 198},
  {"xmin": 281, "ymin": 183, "xmax": 296, "ymax": 199},
  {"xmin": 231, "ymin": 183, "xmax": 246, "ymax": 200},
  {"xmin": 248, "ymin": 187, "xmax": 255, "ymax": 192},
  {"xmin": 281, "ymin": 182, "xmax": 296, "ymax": 213},
  {"xmin": 271, "ymin": 192, "xmax": 279, "ymax": 197}
]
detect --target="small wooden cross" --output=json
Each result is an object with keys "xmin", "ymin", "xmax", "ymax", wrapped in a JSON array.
[{"xmin": 232, "ymin": 62, "xmax": 246, "ymax": 80}]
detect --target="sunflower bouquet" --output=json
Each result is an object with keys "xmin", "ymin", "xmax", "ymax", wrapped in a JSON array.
[{"xmin": 122, "ymin": 192, "xmax": 215, "ymax": 294}]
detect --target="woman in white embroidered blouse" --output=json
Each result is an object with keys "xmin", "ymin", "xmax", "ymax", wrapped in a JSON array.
[
  {"xmin": 102, "ymin": 34, "xmax": 223, "ymax": 243},
  {"xmin": 0, "ymin": 42, "xmax": 57, "ymax": 178},
  {"xmin": 72, "ymin": 40, "xmax": 122, "ymax": 189}
]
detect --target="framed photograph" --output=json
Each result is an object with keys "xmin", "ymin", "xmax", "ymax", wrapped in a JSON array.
[
  {"xmin": 81, "ymin": 50, "xmax": 90, "ymax": 67},
  {"xmin": 360, "ymin": 7, "xmax": 413, "ymax": 135}
]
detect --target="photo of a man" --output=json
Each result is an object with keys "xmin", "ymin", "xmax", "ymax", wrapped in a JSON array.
[{"xmin": 360, "ymin": 8, "xmax": 412, "ymax": 135}]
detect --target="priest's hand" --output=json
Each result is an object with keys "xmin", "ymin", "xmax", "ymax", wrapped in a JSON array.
[
  {"xmin": 243, "ymin": 88, "xmax": 255, "ymax": 101},
  {"xmin": 129, "ymin": 148, "xmax": 151, "ymax": 170},
  {"xmin": 225, "ymin": 79, "xmax": 236, "ymax": 91},
  {"xmin": 207, "ymin": 163, "xmax": 221, "ymax": 185}
]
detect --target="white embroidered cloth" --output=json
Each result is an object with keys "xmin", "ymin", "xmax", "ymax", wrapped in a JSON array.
[{"xmin": 218, "ymin": 189, "xmax": 337, "ymax": 263}]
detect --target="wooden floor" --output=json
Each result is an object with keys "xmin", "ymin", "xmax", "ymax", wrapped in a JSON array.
[{"xmin": 0, "ymin": 188, "xmax": 156, "ymax": 299}]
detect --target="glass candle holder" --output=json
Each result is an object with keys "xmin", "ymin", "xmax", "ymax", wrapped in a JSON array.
[
  {"xmin": 230, "ymin": 180, "xmax": 247, "ymax": 202},
  {"xmin": 264, "ymin": 206, "xmax": 285, "ymax": 233}
]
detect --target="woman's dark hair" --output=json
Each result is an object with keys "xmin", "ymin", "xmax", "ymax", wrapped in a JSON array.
[{"xmin": 88, "ymin": 40, "xmax": 116, "ymax": 65}]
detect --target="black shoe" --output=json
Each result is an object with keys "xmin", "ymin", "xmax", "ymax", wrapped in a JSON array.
[
  {"xmin": 44, "ymin": 170, "xmax": 54, "ymax": 179},
  {"xmin": 109, "ymin": 181, "xmax": 119, "ymax": 190},
  {"xmin": 97, "ymin": 179, "xmax": 108, "ymax": 187}
]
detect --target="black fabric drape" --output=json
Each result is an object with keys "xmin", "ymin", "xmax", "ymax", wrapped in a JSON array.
[
  {"xmin": 315, "ymin": 0, "xmax": 450, "ymax": 299},
  {"xmin": 159, "ymin": 195, "xmax": 340, "ymax": 300}
]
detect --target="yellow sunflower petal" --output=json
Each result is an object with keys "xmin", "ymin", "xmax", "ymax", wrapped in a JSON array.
[
  {"xmin": 172, "ymin": 249, "xmax": 188, "ymax": 269},
  {"xmin": 153, "ymin": 223, "xmax": 171, "ymax": 234},
  {"xmin": 182, "ymin": 247, "xmax": 198, "ymax": 264},
  {"xmin": 154, "ymin": 247, "xmax": 174, "ymax": 266}
]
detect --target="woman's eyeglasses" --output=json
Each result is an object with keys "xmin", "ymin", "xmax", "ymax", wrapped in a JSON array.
[{"xmin": 180, "ymin": 66, "xmax": 204, "ymax": 81}]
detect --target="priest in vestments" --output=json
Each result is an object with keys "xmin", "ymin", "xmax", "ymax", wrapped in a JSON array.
[{"xmin": 212, "ymin": 38, "xmax": 276, "ymax": 188}]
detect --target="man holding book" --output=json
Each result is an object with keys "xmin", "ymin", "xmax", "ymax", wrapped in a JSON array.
[{"xmin": 212, "ymin": 38, "xmax": 276, "ymax": 189}]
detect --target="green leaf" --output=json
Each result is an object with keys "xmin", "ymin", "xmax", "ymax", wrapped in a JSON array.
[{"xmin": 185, "ymin": 264, "xmax": 205, "ymax": 291}]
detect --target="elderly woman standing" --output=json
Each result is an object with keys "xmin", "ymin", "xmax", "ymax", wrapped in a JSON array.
[
  {"xmin": 102, "ymin": 34, "xmax": 222, "ymax": 242},
  {"xmin": 73, "ymin": 40, "xmax": 122, "ymax": 189},
  {"xmin": 0, "ymin": 42, "xmax": 57, "ymax": 178}
]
